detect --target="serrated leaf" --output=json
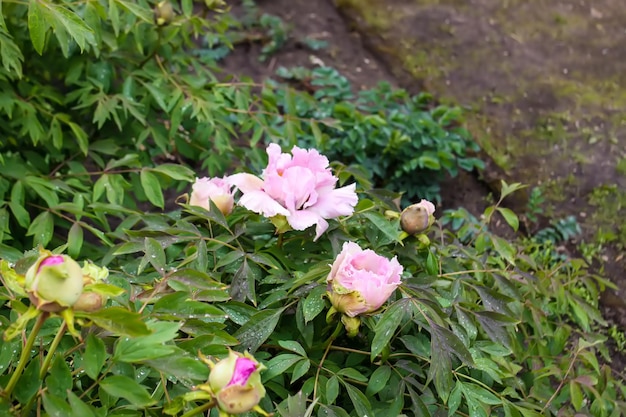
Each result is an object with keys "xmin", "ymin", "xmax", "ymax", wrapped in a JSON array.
[{"xmin": 140, "ymin": 169, "xmax": 164, "ymax": 208}]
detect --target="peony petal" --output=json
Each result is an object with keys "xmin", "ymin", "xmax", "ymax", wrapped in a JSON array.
[
  {"xmin": 227, "ymin": 173, "xmax": 264, "ymax": 194},
  {"xmin": 228, "ymin": 357, "xmax": 258, "ymax": 387},
  {"xmin": 286, "ymin": 208, "xmax": 321, "ymax": 232},
  {"xmin": 238, "ymin": 190, "xmax": 290, "ymax": 217},
  {"xmin": 309, "ymin": 183, "xmax": 358, "ymax": 219}
]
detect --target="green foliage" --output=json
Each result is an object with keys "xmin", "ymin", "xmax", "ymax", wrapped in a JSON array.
[
  {"xmin": 0, "ymin": 2, "xmax": 623, "ymax": 417},
  {"xmin": 274, "ymin": 66, "xmax": 485, "ymax": 203}
]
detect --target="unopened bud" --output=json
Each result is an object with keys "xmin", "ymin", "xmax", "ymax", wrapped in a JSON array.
[
  {"xmin": 24, "ymin": 254, "xmax": 84, "ymax": 312},
  {"xmin": 400, "ymin": 199, "xmax": 436, "ymax": 235},
  {"xmin": 154, "ymin": 1, "xmax": 175, "ymax": 26}
]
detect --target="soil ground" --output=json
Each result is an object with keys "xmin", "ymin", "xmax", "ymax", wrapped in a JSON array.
[{"xmin": 220, "ymin": 0, "xmax": 626, "ymax": 371}]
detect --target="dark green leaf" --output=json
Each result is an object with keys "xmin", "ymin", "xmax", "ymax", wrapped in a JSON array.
[
  {"xmin": 371, "ymin": 301, "xmax": 406, "ymax": 360},
  {"xmin": 234, "ymin": 308, "xmax": 284, "ymax": 353},
  {"xmin": 302, "ymin": 285, "xmax": 326, "ymax": 323}
]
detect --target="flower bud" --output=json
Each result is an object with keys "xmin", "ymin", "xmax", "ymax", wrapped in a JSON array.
[
  {"xmin": 400, "ymin": 199, "xmax": 436, "ymax": 235},
  {"xmin": 73, "ymin": 262, "xmax": 110, "ymax": 312},
  {"xmin": 24, "ymin": 254, "xmax": 84, "ymax": 312},
  {"xmin": 189, "ymin": 177, "xmax": 235, "ymax": 216},
  {"xmin": 154, "ymin": 0, "xmax": 175, "ymax": 26},
  {"xmin": 205, "ymin": 350, "xmax": 267, "ymax": 415}
]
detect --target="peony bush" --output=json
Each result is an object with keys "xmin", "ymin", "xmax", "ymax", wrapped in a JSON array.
[{"xmin": 1, "ymin": 143, "xmax": 624, "ymax": 417}]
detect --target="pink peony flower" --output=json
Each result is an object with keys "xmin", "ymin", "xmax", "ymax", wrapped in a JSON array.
[
  {"xmin": 228, "ymin": 144, "xmax": 358, "ymax": 240},
  {"xmin": 189, "ymin": 177, "xmax": 235, "ymax": 216},
  {"xmin": 327, "ymin": 242, "xmax": 403, "ymax": 317}
]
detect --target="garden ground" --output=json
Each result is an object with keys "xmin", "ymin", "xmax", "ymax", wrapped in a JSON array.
[{"xmin": 221, "ymin": 0, "xmax": 626, "ymax": 371}]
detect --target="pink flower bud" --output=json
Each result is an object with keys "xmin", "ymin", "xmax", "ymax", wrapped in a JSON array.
[{"xmin": 206, "ymin": 350, "xmax": 266, "ymax": 415}]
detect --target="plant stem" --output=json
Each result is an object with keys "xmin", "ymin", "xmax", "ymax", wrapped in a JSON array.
[
  {"xmin": 2, "ymin": 313, "xmax": 48, "ymax": 398},
  {"xmin": 179, "ymin": 400, "xmax": 215, "ymax": 417},
  {"xmin": 39, "ymin": 321, "xmax": 67, "ymax": 379}
]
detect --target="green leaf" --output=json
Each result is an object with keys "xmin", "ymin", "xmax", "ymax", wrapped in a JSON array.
[
  {"xmin": 100, "ymin": 375, "xmax": 157, "ymax": 407},
  {"xmin": 496, "ymin": 207, "xmax": 519, "ymax": 232},
  {"xmin": 326, "ymin": 376, "xmax": 339, "ymax": 404},
  {"xmin": 461, "ymin": 382, "xmax": 501, "ymax": 405},
  {"xmin": 113, "ymin": 321, "xmax": 180, "ymax": 362},
  {"xmin": 26, "ymin": 211, "xmax": 54, "ymax": 247},
  {"xmin": 262, "ymin": 353, "xmax": 301, "ymax": 381},
  {"xmin": 42, "ymin": 392, "xmax": 72, "ymax": 417},
  {"xmin": 491, "ymin": 235, "xmax": 516, "ymax": 265},
  {"xmin": 152, "ymin": 164, "xmax": 195, "ymax": 182},
  {"xmin": 278, "ymin": 340, "xmax": 307, "ymax": 357},
  {"xmin": 499, "ymin": 180, "xmax": 526, "ymax": 199},
  {"xmin": 67, "ymin": 391, "xmax": 96, "ymax": 417},
  {"xmin": 77, "ymin": 307, "xmax": 151, "ymax": 337},
  {"xmin": 230, "ymin": 257, "xmax": 256, "ymax": 304},
  {"xmin": 291, "ymin": 359, "xmax": 310, "ymax": 383},
  {"xmin": 140, "ymin": 168, "xmax": 164, "ymax": 208},
  {"xmin": 234, "ymin": 308, "xmax": 285, "ymax": 353},
  {"xmin": 302, "ymin": 285, "xmax": 326, "ymax": 323},
  {"xmin": 344, "ymin": 383, "xmax": 373, "ymax": 417},
  {"xmin": 68, "ymin": 122, "xmax": 89, "ymax": 155},
  {"xmin": 83, "ymin": 334, "xmax": 107, "ymax": 379},
  {"xmin": 144, "ymin": 237, "xmax": 166, "ymax": 274},
  {"xmin": 366, "ymin": 365, "xmax": 391, "ymax": 396},
  {"xmin": 371, "ymin": 301, "xmax": 406, "ymax": 360},
  {"xmin": 362, "ymin": 211, "xmax": 401, "ymax": 246},
  {"xmin": 67, "ymin": 223, "xmax": 83, "ymax": 258},
  {"xmin": 145, "ymin": 354, "xmax": 209, "ymax": 383},
  {"xmin": 15, "ymin": 357, "xmax": 41, "ymax": 403},
  {"xmin": 46, "ymin": 355, "xmax": 72, "ymax": 398},
  {"xmin": 28, "ymin": 0, "xmax": 48, "ymax": 54}
]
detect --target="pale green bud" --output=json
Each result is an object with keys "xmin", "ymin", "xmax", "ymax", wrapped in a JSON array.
[{"xmin": 24, "ymin": 253, "xmax": 84, "ymax": 312}]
